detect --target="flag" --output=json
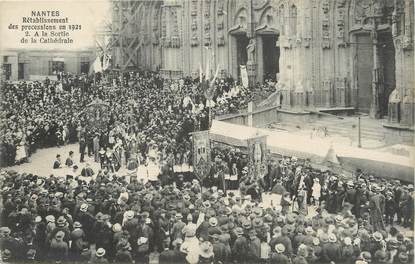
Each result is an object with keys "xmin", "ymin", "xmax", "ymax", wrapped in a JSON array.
[
  {"xmin": 103, "ymin": 54, "xmax": 110, "ymax": 71},
  {"xmin": 93, "ymin": 56, "xmax": 102, "ymax": 73}
]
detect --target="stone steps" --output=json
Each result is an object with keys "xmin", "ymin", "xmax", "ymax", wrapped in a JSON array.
[{"xmin": 271, "ymin": 116, "xmax": 387, "ymax": 141}]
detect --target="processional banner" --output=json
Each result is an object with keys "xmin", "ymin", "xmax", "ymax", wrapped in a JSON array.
[{"xmin": 191, "ymin": 130, "xmax": 211, "ymax": 182}]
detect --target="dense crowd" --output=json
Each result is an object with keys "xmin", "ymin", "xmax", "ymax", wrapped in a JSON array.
[
  {"xmin": 0, "ymin": 72, "xmax": 413, "ymax": 264},
  {"xmin": 0, "ymin": 72, "xmax": 273, "ymax": 168},
  {"xmin": 0, "ymin": 154, "xmax": 414, "ymax": 263}
]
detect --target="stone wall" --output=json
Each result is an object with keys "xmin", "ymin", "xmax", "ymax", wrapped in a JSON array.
[
  {"xmin": 1, "ymin": 49, "xmax": 94, "ymax": 80},
  {"xmin": 126, "ymin": 0, "xmax": 414, "ymax": 127}
]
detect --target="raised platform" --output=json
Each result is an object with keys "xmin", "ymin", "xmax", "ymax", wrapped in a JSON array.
[
  {"xmin": 216, "ymin": 105, "xmax": 414, "ymax": 145},
  {"xmin": 211, "ymin": 120, "xmax": 414, "ymax": 183}
]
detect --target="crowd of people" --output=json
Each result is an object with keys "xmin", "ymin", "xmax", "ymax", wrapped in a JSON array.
[
  {"xmin": 0, "ymin": 154, "xmax": 414, "ymax": 263},
  {"xmin": 0, "ymin": 71, "xmax": 272, "ymax": 168},
  {"xmin": 0, "ymin": 71, "xmax": 414, "ymax": 264}
]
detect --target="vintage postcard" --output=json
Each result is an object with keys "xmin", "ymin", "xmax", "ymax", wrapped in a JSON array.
[{"xmin": 0, "ymin": 0, "xmax": 414, "ymax": 263}]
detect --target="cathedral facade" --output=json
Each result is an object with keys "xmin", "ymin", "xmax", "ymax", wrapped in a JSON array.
[{"xmin": 111, "ymin": 0, "xmax": 414, "ymax": 126}]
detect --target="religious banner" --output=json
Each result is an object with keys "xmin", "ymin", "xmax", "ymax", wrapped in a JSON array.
[
  {"xmin": 240, "ymin": 65, "xmax": 248, "ymax": 88},
  {"xmin": 246, "ymin": 135, "xmax": 268, "ymax": 179},
  {"xmin": 191, "ymin": 130, "xmax": 211, "ymax": 182},
  {"xmin": 79, "ymin": 99, "xmax": 111, "ymax": 131}
]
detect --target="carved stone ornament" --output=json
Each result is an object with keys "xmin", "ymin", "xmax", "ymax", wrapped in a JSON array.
[
  {"xmin": 303, "ymin": 36, "xmax": 311, "ymax": 48},
  {"xmin": 280, "ymin": 36, "xmax": 292, "ymax": 49},
  {"xmin": 217, "ymin": 34, "xmax": 225, "ymax": 46},
  {"xmin": 161, "ymin": 37, "xmax": 171, "ymax": 48},
  {"xmin": 171, "ymin": 35, "xmax": 181, "ymax": 48},
  {"xmin": 321, "ymin": 0, "xmax": 331, "ymax": 49},
  {"xmin": 322, "ymin": 39, "xmax": 331, "ymax": 49},
  {"xmin": 217, "ymin": 21, "xmax": 224, "ymax": 30},
  {"xmin": 403, "ymin": 35, "xmax": 413, "ymax": 50},
  {"xmin": 191, "ymin": 35, "xmax": 199, "ymax": 47},
  {"xmin": 204, "ymin": 33, "xmax": 211, "ymax": 46},
  {"xmin": 322, "ymin": 0, "xmax": 330, "ymax": 14},
  {"xmin": 192, "ymin": 21, "xmax": 198, "ymax": 30}
]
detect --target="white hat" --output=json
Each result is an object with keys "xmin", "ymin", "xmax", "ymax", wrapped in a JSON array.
[
  {"xmin": 112, "ymin": 223, "xmax": 122, "ymax": 232},
  {"xmin": 344, "ymin": 237, "xmax": 352, "ymax": 246},
  {"xmin": 96, "ymin": 248, "xmax": 106, "ymax": 257},
  {"xmin": 209, "ymin": 217, "xmax": 218, "ymax": 227},
  {"xmin": 137, "ymin": 237, "xmax": 148, "ymax": 245},
  {"xmin": 275, "ymin": 243, "xmax": 285, "ymax": 253},
  {"xmin": 125, "ymin": 210, "xmax": 135, "ymax": 220},
  {"xmin": 80, "ymin": 203, "xmax": 88, "ymax": 212}
]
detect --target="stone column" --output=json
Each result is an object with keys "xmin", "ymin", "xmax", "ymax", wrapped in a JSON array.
[
  {"xmin": 401, "ymin": 93, "xmax": 414, "ymax": 126},
  {"xmin": 370, "ymin": 23, "xmax": 382, "ymax": 119},
  {"xmin": 388, "ymin": 89, "xmax": 401, "ymax": 123}
]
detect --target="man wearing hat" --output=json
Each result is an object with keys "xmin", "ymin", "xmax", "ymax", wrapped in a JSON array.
[
  {"xmin": 1, "ymin": 249, "xmax": 13, "ymax": 263},
  {"xmin": 401, "ymin": 184, "xmax": 414, "ymax": 229},
  {"xmin": 368, "ymin": 184, "xmax": 386, "ymax": 231},
  {"xmin": 385, "ymin": 191, "xmax": 397, "ymax": 226},
  {"xmin": 270, "ymin": 243, "xmax": 290, "ymax": 264},
  {"xmin": 49, "ymin": 231, "xmax": 69, "ymax": 262},
  {"xmin": 171, "ymin": 213, "xmax": 186, "ymax": 241},
  {"xmin": 53, "ymin": 154, "xmax": 62, "ymax": 169},
  {"xmin": 207, "ymin": 217, "xmax": 221, "ymax": 236},
  {"xmin": 65, "ymin": 151, "xmax": 75, "ymax": 167},
  {"xmin": 321, "ymin": 233, "xmax": 341, "ymax": 263},
  {"xmin": 344, "ymin": 180, "xmax": 356, "ymax": 212},
  {"xmin": 70, "ymin": 222, "xmax": 85, "ymax": 260},
  {"xmin": 199, "ymin": 241, "xmax": 214, "ymax": 263},
  {"xmin": 247, "ymin": 229, "xmax": 261, "ymax": 263},
  {"xmin": 90, "ymin": 248, "xmax": 108, "ymax": 263},
  {"xmin": 270, "ymin": 225, "xmax": 293, "ymax": 257},
  {"xmin": 115, "ymin": 240, "xmax": 133, "ymax": 263},
  {"xmin": 210, "ymin": 233, "xmax": 228, "ymax": 263},
  {"xmin": 76, "ymin": 204, "xmax": 95, "ymax": 243},
  {"xmin": 231, "ymin": 227, "xmax": 249, "ymax": 263},
  {"xmin": 159, "ymin": 238, "xmax": 184, "ymax": 264},
  {"xmin": 48, "ymin": 216, "xmax": 70, "ymax": 243}
]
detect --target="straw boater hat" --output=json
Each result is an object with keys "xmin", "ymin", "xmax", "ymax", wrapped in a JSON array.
[
  {"xmin": 56, "ymin": 216, "xmax": 67, "ymax": 227},
  {"xmin": 344, "ymin": 237, "xmax": 352, "ymax": 246},
  {"xmin": 305, "ymin": 226, "xmax": 314, "ymax": 235},
  {"xmin": 96, "ymin": 248, "xmax": 106, "ymax": 257},
  {"xmin": 46, "ymin": 215, "xmax": 55, "ymax": 223},
  {"xmin": 80, "ymin": 203, "xmax": 88, "ymax": 212},
  {"xmin": 199, "ymin": 241, "xmax": 214, "ymax": 258},
  {"xmin": 175, "ymin": 213, "xmax": 183, "ymax": 220},
  {"xmin": 234, "ymin": 227, "xmax": 244, "ymax": 236},
  {"xmin": 373, "ymin": 232, "xmax": 383, "ymax": 242},
  {"xmin": 209, "ymin": 217, "xmax": 218, "ymax": 227},
  {"xmin": 125, "ymin": 210, "xmax": 135, "ymax": 220},
  {"xmin": 275, "ymin": 243, "xmax": 285, "ymax": 254},
  {"xmin": 73, "ymin": 222, "xmax": 82, "ymax": 229},
  {"xmin": 112, "ymin": 223, "xmax": 122, "ymax": 233}
]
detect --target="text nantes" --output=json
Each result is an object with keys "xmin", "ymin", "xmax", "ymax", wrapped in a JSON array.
[{"xmin": 31, "ymin": 11, "xmax": 60, "ymax": 17}]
